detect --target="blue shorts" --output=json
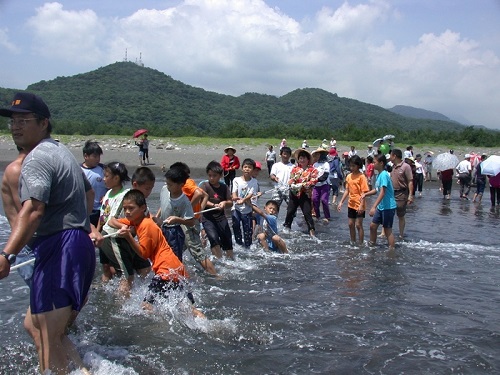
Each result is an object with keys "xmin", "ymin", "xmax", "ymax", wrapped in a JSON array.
[
  {"xmin": 372, "ymin": 208, "xmax": 396, "ymax": 229},
  {"xmin": 162, "ymin": 225, "xmax": 185, "ymax": 262},
  {"xmin": 266, "ymin": 237, "xmax": 279, "ymax": 252},
  {"xmin": 30, "ymin": 229, "xmax": 96, "ymax": 314}
]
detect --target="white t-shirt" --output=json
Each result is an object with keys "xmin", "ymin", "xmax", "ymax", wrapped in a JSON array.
[
  {"xmin": 313, "ymin": 161, "xmax": 330, "ymax": 187},
  {"xmin": 456, "ymin": 160, "xmax": 471, "ymax": 174},
  {"xmin": 232, "ymin": 176, "xmax": 259, "ymax": 214},
  {"xmin": 270, "ymin": 162, "xmax": 293, "ymax": 188},
  {"xmin": 101, "ymin": 188, "xmax": 130, "ymax": 233}
]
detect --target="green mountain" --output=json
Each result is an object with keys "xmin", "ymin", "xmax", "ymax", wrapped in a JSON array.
[
  {"xmin": 388, "ymin": 105, "xmax": 455, "ymax": 122},
  {"xmin": 1, "ymin": 61, "xmax": 498, "ymax": 146}
]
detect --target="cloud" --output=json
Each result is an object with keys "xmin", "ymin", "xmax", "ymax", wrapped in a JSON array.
[
  {"xmin": 17, "ymin": 0, "xmax": 500, "ymax": 127},
  {"xmin": 0, "ymin": 28, "xmax": 20, "ymax": 52},
  {"xmin": 26, "ymin": 2, "xmax": 105, "ymax": 63}
]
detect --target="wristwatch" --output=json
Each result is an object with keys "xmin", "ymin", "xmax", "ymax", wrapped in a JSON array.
[{"xmin": 1, "ymin": 251, "xmax": 16, "ymax": 265}]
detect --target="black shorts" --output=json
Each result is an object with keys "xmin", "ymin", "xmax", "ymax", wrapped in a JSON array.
[
  {"xmin": 202, "ymin": 219, "xmax": 233, "ymax": 250},
  {"xmin": 144, "ymin": 275, "xmax": 195, "ymax": 305},
  {"xmin": 99, "ymin": 231, "xmax": 151, "ymax": 276},
  {"xmin": 347, "ymin": 207, "xmax": 365, "ymax": 219}
]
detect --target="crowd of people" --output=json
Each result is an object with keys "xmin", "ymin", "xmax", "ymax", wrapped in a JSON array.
[{"xmin": 0, "ymin": 92, "xmax": 499, "ymax": 374}]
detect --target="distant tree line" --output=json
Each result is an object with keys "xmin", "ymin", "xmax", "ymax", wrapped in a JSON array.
[{"xmin": 0, "ymin": 120, "xmax": 486, "ymax": 148}]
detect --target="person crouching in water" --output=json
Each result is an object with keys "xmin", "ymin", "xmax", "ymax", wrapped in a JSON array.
[{"xmin": 251, "ymin": 200, "xmax": 288, "ymax": 253}]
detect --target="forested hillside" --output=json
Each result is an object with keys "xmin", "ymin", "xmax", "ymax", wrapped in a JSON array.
[{"xmin": 0, "ymin": 62, "xmax": 498, "ymax": 146}]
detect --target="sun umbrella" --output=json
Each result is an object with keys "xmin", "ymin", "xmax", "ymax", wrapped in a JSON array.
[
  {"xmin": 433, "ymin": 152, "xmax": 459, "ymax": 171},
  {"xmin": 480, "ymin": 155, "xmax": 500, "ymax": 176},
  {"xmin": 383, "ymin": 134, "xmax": 395, "ymax": 141},
  {"xmin": 372, "ymin": 138, "xmax": 384, "ymax": 147},
  {"xmin": 133, "ymin": 129, "xmax": 148, "ymax": 138}
]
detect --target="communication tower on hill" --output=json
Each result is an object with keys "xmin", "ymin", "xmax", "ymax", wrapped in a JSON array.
[
  {"xmin": 135, "ymin": 52, "xmax": 144, "ymax": 67},
  {"xmin": 123, "ymin": 48, "xmax": 144, "ymax": 66}
]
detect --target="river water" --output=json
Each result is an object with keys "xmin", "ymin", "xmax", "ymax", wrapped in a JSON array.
[{"xmin": 0, "ymin": 180, "xmax": 499, "ymax": 374}]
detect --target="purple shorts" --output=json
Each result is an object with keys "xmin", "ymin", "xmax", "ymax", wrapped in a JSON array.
[{"xmin": 30, "ymin": 229, "xmax": 96, "ymax": 314}]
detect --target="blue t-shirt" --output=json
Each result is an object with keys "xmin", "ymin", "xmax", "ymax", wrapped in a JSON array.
[
  {"xmin": 375, "ymin": 170, "xmax": 397, "ymax": 211},
  {"xmin": 263, "ymin": 213, "xmax": 278, "ymax": 239}
]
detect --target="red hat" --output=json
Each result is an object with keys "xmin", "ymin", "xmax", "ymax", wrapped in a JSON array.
[{"xmin": 255, "ymin": 161, "xmax": 262, "ymax": 170}]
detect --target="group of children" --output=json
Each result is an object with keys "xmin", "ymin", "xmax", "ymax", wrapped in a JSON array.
[{"xmin": 83, "ymin": 141, "xmax": 289, "ymax": 316}]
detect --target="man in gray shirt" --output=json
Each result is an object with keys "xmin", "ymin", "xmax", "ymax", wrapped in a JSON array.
[{"xmin": 0, "ymin": 92, "xmax": 95, "ymax": 374}]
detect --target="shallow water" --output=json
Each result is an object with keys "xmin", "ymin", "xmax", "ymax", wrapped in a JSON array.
[{"xmin": 1, "ymin": 181, "xmax": 499, "ymax": 374}]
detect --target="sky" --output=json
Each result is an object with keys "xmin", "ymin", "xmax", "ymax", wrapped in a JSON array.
[{"xmin": 1, "ymin": 0, "xmax": 499, "ymax": 129}]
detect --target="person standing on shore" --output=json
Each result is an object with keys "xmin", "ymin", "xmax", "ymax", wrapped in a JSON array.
[
  {"xmin": 135, "ymin": 137, "xmax": 144, "ymax": 166},
  {"xmin": 265, "ymin": 145, "xmax": 276, "ymax": 176},
  {"xmin": 221, "ymin": 146, "xmax": 240, "ymax": 191},
  {"xmin": 141, "ymin": 134, "xmax": 150, "ymax": 165},
  {"xmin": 0, "ymin": 92, "xmax": 95, "ymax": 374}
]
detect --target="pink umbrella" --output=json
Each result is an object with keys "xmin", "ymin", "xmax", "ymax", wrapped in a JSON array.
[{"xmin": 133, "ymin": 129, "xmax": 148, "ymax": 138}]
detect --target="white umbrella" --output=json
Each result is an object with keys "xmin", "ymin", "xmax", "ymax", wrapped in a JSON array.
[
  {"xmin": 373, "ymin": 138, "xmax": 384, "ymax": 147},
  {"xmin": 480, "ymin": 155, "xmax": 500, "ymax": 176},
  {"xmin": 383, "ymin": 134, "xmax": 395, "ymax": 141},
  {"xmin": 433, "ymin": 152, "xmax": 460, "ymax": 171}
]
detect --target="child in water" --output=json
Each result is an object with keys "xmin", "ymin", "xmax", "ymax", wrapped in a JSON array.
[
  {"xmin": 337, "ymin": 155, "xmax": 369, "ymax": 246},
  {"xmin": 98, "ymin": 162, "xmax": 151, "ymax": 295},
  {"xmin": 251, "ymin": 200, "xmax": 288, "ymax": 253},
  {"xmin": 109, "ymin": 189, "xmax": 204, "ymax": 317},
  {"xmin": 361, "ymin": 154, "xmax": 397, "ymax": 250}
]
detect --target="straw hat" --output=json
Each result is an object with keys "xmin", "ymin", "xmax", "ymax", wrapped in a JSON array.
[
  {"xmin": 311, "ymin": 147, "xmax": 329, "ymax": 156},
  {"xmin": 293, "ymin": 148, "xmax": 312, "ymax": 161},
  {"xmin": 224, "ymin": 146, "xmax": 236, "ymax": 153}
]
